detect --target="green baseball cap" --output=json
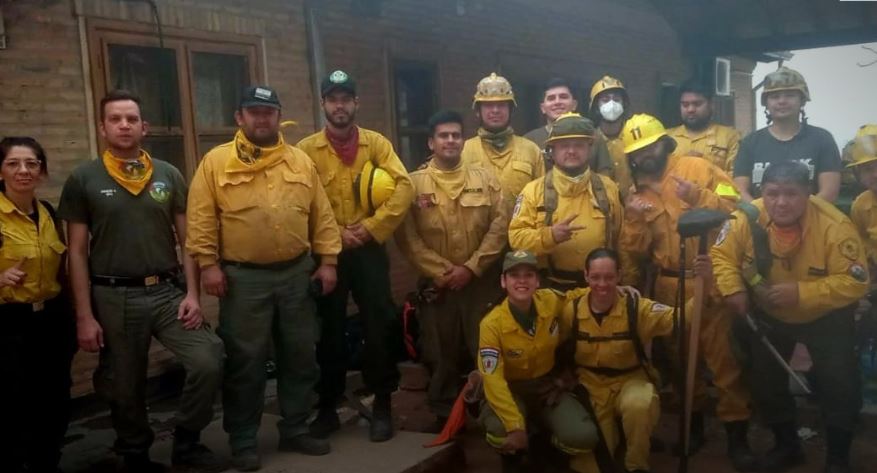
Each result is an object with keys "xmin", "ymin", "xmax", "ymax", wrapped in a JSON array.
[
  {"xmin": 502, "ymin": 250, "xmax": 539, "ymax": 272},
  {"xmin": 545, "ymin": 112, "xmax": 595, "ymax": 145}
]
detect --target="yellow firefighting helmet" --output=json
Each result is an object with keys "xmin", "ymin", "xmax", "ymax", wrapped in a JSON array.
[
  {"xmin": 621, "ymin": 113, "xmax": 668, "ymax": 154},
  {"xmin": 589, "ymin": 75, "xmax": 627, "ymax": 109},
  {"xmin": 760, "ymin": 66, "xmax": 810, "ymax": 106},
  {"xmin": 472, "ymin": 72, "xmax": 517, "ymax": 108},
  {"xmin": 846, "ymin": 124, "xmax": 877, "ymax": 168},
  {"xmin": 545, "ymin": 112, "xmax": 595, "ymax": 145},
  {"xmin": 356, "ymin": 161, "xmax": 396, "ymax": 213}
]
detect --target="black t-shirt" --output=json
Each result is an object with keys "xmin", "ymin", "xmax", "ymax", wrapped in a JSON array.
[
  {"xmin": 733, "ymin": 124, "xmax": 841, "ymax": 198},
  {"xmin": 58, "ymin": 158, "xmax": 187, "ymax": 277}
]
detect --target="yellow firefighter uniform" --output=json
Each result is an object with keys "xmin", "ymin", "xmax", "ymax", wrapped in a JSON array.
[
  {"xmin": 619, "ymin": 153, "xmax": 749, "ymax": 422},
  {"xmin": 296, "ymin": 127, "xmax": 415, "ymax": 243},
  {"xmin": 478, "ymin": 289, "xmax": 598, "ymax": 459},
  {"xmin": 508, "ymin": 170, "xmax": 623, "ymax": 288},
  {"xmin": 596, "ymin": 129, "xmax": 633, "ymax": 196},
  {"xmin": 461, "ymin": 135, "xmax": 544, "ymax": 212},
  {"xmin": 712, "ymin": 197, "xmax": 869, "ymax": 325},
  {"xmin": 0, "ymin": 195, "xmax": 65, "ymax": 304},
  {"xmin": 186, "ymin": 140, "xmax": 342, "ymax": 267},
  {"xmin": 395, "ymin": 159, "xmax": 508, "ymax": 415},
  {"xmin": 851, "ymin": 190, "xmax": 877, "ymax": 266},
  {"xmin": 667, "ymin": 123, "xmax": 741, "ymax": 173},
  {"xmin": 560, "ymin": 287, "xmax": 693, "ymax": 472}
]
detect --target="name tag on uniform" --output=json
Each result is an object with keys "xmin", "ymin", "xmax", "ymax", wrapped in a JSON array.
[{"xmin": 462, "ymin": 187, "xmax": 483, "ymax": 194}]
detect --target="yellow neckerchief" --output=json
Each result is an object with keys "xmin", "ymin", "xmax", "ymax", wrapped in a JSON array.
[
  {"xmin": 428, "ymin": 159, "xmax": 466, "ymax": 200},
  {"xmin": 102, "ymin": 149, "xmax": 154, "ymax": 195},
  {"xmin": 552, "ymin": 167, "xmax": 592, "ymax": 197},
  {"xmin": 226, "ymin": 129, "xmax": 287, "ymax": 173}
]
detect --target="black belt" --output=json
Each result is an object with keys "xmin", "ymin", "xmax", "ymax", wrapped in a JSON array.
[
  {"xmin": 659, "ymin": 268, "xmax": 695, "ymax": 278},
  {"xmin": 221, "ymin": 253, "xmax": 306, "ymax": 271},
  {"xmin": 579, "ymin": 365, "xmax": 641, "ymax": 377},
  {"xmin": 91, "ymin": 269, "xmax": 180, "ymax": 287},
  {"xmin": 2, "ymin": 300, "xmax": 48, "ymax": 314}
]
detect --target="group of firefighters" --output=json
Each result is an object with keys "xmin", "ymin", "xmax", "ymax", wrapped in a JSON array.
[{"xmin": 1, "ymin": 63, "xmax": 875, "ymax": 473}]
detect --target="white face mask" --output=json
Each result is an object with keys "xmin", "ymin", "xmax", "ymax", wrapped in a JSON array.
[{"xmin": 599, "ymin": 100, "xmax": 624, "ymax": 122}]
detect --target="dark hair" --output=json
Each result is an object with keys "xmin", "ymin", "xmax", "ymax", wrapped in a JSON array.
[
  {"xmin": 544, "ymin": 77, "xmax": 575, "ymax": 99},
  {"xmin": 761, "ymin": 160, "xmax": 811, "ymax": 189},
  {"xmin": 100, "ymin": 89, "xmax": 142, "ymax": 121},
  {"xmin": 427, "ymin": 110, "xmax": 465, "ymax": 136},
  {"xmin": 0, "ymin": 136, "xmax": 49, "ymax": 192},
  {"xmin": 678, "ymin": 79, "xmax": 714, "ymax": 100},
  {"xmin": 584, "ymin": 247, "xmax": 620, "ymax": 273}
]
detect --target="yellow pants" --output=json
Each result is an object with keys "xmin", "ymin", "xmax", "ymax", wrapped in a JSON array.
[
  {"xmin": 654, "ymin": 275, "xmax": 751, "ymax": 422},
  {"xmin": 570, "ymin": 378, "xmax": 660, "ymax": 472}
]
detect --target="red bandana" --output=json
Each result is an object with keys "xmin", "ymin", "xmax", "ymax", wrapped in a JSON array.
[{"xmin": 326, "ymin": 126, "xmax": 360, "ymax": 166}]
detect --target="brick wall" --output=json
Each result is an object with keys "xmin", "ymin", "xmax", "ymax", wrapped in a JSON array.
[
  {"xmin": 1, "ymin": 0, "xmax": 709, "ymax": 396},
  {"xmin": 731, "ymin": 56, "xmax": 757, "ymax": 134}
]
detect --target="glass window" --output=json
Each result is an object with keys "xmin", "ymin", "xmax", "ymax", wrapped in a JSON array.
[
  {"xmin": 394, "ymin": 62, "xmax": 437, "ymax": 170},
  {"xmin": 107, "ymin": 44, "xmax": 182, "ymax": 128},
  {"xmin": 192, "ymin": 52, "xmax": 247, "ymax": 129}
]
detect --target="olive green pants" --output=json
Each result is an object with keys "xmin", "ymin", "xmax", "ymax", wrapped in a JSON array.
[
  {"xmin": 217, "ymin": 257, "xmax": 319, "ymax": 451},
  {"xmin": 479, "ymin": 379, "xmax": 598, "ymax": 455},
  {"xmin": 93, "ymin": 282, "xmax": 224, "ymax": 456}
]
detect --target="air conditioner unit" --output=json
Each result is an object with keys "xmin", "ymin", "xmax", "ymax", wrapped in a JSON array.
[{"xmin": 715, "ymin": 57, "xmax": 731, "ymax": 96}]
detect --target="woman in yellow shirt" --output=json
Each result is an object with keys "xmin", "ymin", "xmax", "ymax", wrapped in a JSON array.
[{"xmin": 0, "ymin": 137, "xmax": 76, "ymax": 473}]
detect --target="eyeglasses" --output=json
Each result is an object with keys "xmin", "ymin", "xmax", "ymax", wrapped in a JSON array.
[{"xmin": 2, "ymin": 159, "xmax": 42, "ymax": 171}]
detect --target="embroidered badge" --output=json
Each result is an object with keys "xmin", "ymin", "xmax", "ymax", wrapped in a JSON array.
[
  {"xmin": 512, "ymin": 194, "xmax": 523, "ymax": 218},
  {"xmin": 715, "ymin": 220, "xmax": 731, "ymax": 246},
  {"xmin": 462, "ymin": 187, "xmax": 483, "ymax": 194},
  {"xmin": 254, "ymin": 87, "xmax": 273, "ymax": 100},
  {"xmin": 480, "ymin": 348, "xmax": 499, "ymax": 374},
  {"xmin": 839, "ymin": 238, "xmax": 860, "ymax": 261},
  {"xmin": 329, "ymin": 70, "xmax": 349, "ymax": 83},
  {"xmin": 549, "ymin": 318, "xmax": 559, "ymax": 336},
  {"xmin": 148, "ymin": 181, "xmax": 170, "ymax": 203},
  {"xmin": 848, "ymin": 263, "xmax": 868, "ymax": 283},
  {"xmin": 650, "ymin": 303, "xmax": 670, "ymax": 313}
]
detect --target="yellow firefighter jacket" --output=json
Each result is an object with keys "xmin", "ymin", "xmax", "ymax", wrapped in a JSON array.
[
  {"xmin": 394, "ymin": 159, "xmax": 507, "ymax": 281},
  {"xmin": 667, "ymin": 123, "xmax": 741, "ymax": 173},
  {"xmin": 296, "ymin": 127, "xmax": 414, "ymax": 243},
  {"xmin": 851, "ymin": 190, "xmax": 877, "ymax": 266},
  {"xmin": 461, "ymin": 134, "xmax": 544, "ymax": 211},
  {"xmin": 711, "ymin": 196, "xmax": 869, "ymax": 324},
  {"xmin": 478, "ymin": 289, "xmax": 568, "ymax": 432}
]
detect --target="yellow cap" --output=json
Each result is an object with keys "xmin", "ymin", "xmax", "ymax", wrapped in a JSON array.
[
  {"xmin": 472, "ymin": 72, "xmax": 517, "ymax": 108},
  {"xmin": 356, "ymin": 161, "xmax": 396, "ymax": 213},
  {"xmin": 589, "ymin": 75, "xmax": 626, "ymax": 109},
  {"xmin": 847, "ymin": 124, "xmax": 877, "ymax": 168},
  {"xmin": 621, "ymin": 113, "xmax": 668, "ymax": 154}
]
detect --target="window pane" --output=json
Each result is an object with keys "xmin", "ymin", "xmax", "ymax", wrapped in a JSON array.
[
  {"xmin": 142, "ymin": 136, "xmax": 185, "ymax": 173},
  {"xmin": 395, "ymin": 66, "xmax": 434, "ymax": 131},
  {"xmin": 107, "ymin": 44, "xmax": 182, "ymax": 127},
  {"xmin": 193, "ymin": 52, "xmax": 248, "ymax": 129}
]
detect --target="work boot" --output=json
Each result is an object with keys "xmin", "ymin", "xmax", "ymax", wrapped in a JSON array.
[
  {"xmin": 370, "ymin": 393, "xmax": 394, "ymax": 442},
  {"xmin": 123, "ymin": 453, "xmax": 169, "ymax": 473},
  {"xmin": 278, "ymin": 433, "xmax": 331, "ymax": 456},
  {"xmin": 760, "ymin": 422, "xmax": 804, "ymax": 471},
  {"xmin": 230, "ymin": 447, "xmax": 261, "ymax": 472},
  {"xmin": 309, "ymin": 406, "xmax": 341, "ymax": 439},
  {"xmin": 725, "ymin": 421, "xmax": 758, "ymax": 472},
  {"xmin": 171, "ymin": 427, "xmax": 224, "ymax": 470},
  {"xmin": 824, "ymin": 427, "xmax": 853, "ymax": 473},
  {"xmin": 674, "ymin": 411, "xmax": 706, "ymax": 456},
  {"xmin": 500, "ymin": 452, "xmax": 525, "ymax": 473}
]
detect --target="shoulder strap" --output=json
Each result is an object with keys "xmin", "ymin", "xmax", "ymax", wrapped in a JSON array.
[
  {"xmin": 543, "ymin": 169, "xmax": 557, "ymax": 226},
  {"xmin": 626, "ymin": 293, "xmax": 648, "ymax": 365},
  {"xmin": 737, "ymin": 202, "xmax": 771, "ymax": 276},
  {"xmin": 589, "ymin": 172, "xmax": 614, "ymax": 248}
]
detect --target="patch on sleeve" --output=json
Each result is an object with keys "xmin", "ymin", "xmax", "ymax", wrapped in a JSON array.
[
  {"xmin": 848, "ymin": 263, "xmax": 868, "ymax": 283},
  {"xmin": 479, "ymin": 348, "xmax": 500, "ymax": 374},
  {"xmin": 839, "ymin": 238, "xmax": 861, "ymax": 261},
  {"xmin": 715, "ymin": 220, "xmax": 731, "ymax": 246},
  {"xmin": 512, "ymin": 194, "xmax": 524, "ymax": 218},
  {"xmin": 549, "ymin": 318, "xmax": 559, "ymax": 336}
]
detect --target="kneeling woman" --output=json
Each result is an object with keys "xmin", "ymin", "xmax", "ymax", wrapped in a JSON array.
[
  {"xmin": 0, "ymin": 137, "xmax": 76, "ymax": 472},
  {"xmin": 561, "ymin": 248, "xmax": 712, "ymax": 473},
  {"xmin": 477, "ymin": 250, "xmax": 599, "ymax": 472}
]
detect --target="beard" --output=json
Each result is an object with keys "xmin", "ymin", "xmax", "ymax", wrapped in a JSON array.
[
  {"xmin": 555, "ymin": 162, "xmax": 589, "ymax": 177},
  {"xmin": 325, "ymin": 109, "xmax": 356, "ymax": 128},
  {"xmin": 682, "ymin": 115, "xmax": 710, "ymax": 131},
  {"xmin": 631, "ymin": 153, "xmax": 668, "ymax": 176}
]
